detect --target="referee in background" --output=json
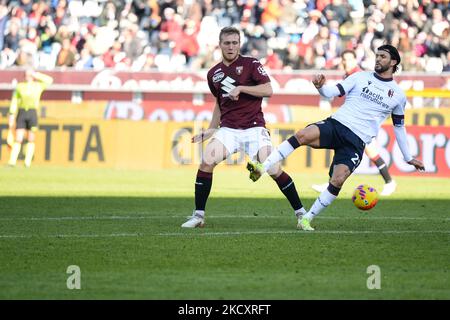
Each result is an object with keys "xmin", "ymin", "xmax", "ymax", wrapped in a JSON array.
[{"xmin": 7, "ymin": 68, "xmax": 53, "ymax": 167}]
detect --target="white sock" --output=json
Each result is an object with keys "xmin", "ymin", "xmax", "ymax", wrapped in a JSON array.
[
  {"xmin": 194, "ymin": 210, "xmax": 205, "ymax": 218},
  {"xmin": 304, "ymin": 189, "xmax": 337, "ymax": 221},
  {"xmin": 25, "ymin": 142, "xmax": 35, "ymax": 167},
  {"xmin": 295, "ymin": 207, "xmax": 307, "ymax": 218},
  {"xmin": 262, "ymin": 140, "xmax": 295, "ymax": 172},
  {"xmin": 8, "ymin": 142, "xmax": 21, "ymax": 166}
]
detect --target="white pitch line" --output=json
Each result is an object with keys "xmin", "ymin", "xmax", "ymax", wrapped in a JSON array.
[
  {"xmin": 0, "ymin": 216, "xmax": 152, "ymax": 221},
  {"xmin": 158, "ymin": 230, "xmax": 450, "ymax": 237},
  {"xmin": 0, "ymin": 230, "xmax": 449, "ymax": 239},
  {"xmin": 0, "ymin": 215, "xmax": 449, "ymax": 221},
  {"xmin": 0, "ymin": 233, "xmax": 140, "ymax": 239}
]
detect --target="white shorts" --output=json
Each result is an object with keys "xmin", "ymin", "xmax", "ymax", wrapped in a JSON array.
[{"xmin": 213, "ymin": 127, "xmax": 273, "ymax": 161}]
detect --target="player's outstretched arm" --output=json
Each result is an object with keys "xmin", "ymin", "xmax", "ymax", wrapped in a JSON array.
[
  {"xmin": 393, "ymin": 125, "xmax": 425, "ymax": 171},
  {"xmin": 312, "ymin": 74, "xmax": 343, "ymax": 99},
  {"xmin": 312, "ymin": 74, "xmax": 326, "ymax": 89},
  {"xmin": 191, "ymin": 101, "xmax": 221, "ymax": 143},
  {"xmin": 32, "ymin": 71, "xmax": 54, "ymax": 85}
]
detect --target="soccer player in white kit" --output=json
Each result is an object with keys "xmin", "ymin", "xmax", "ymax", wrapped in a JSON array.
[
  {"xmin": 247, "ymin": 44, "xmax": 425, "ymax": 231},
  {"xmin": 311, "ymin": 50, "xmax": 397, "ymax": 196}
]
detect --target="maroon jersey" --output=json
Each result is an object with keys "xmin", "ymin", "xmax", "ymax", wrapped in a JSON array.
[{"xmin": 207, "ymin": 55, "xmax": 271, "ymax": 129}]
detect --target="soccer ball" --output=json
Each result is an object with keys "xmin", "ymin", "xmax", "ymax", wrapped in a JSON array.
[{"xmin": 352, "ymin": 184, "xmax": 379, "ymax": 210}]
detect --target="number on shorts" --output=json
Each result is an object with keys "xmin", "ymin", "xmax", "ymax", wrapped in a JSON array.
[{"xmin": 351, "ymin": 153, "xmax": 360, "ymax": 165}]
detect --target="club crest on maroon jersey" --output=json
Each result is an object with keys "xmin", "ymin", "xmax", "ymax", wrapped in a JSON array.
[{"xmin": 236, "ymin": 66, "xmax": 243, "ymax": 75}]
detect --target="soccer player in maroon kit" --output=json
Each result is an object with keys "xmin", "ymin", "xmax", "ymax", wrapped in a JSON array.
[
  {"xmin": 182, "ymin": 27, "xmax": 306, "ymax": 228},
  {"xmin": 311, "ymin": 49, "xmax": 397, "ymax": 196}
]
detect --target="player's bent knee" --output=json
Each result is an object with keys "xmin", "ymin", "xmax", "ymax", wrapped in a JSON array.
[
  {"xmin": 256, "ymin": 146, "xmax": 273, "ymax": 162},
  {"xmin": 294, "ymin": 131, "xmax": 307, "ymax": 144},
  {"xmin": 267, "ymin": 163, "xmax": 282, "ymax": 177},
  {"xmin": 295, "ymin": 126, "xmax": 319, "ymax": 146},
  {"xmin": 199, "ymin": 162, "xmax": 216, "ymax": 172},
  {"xmin": 201, "ymin": 151, "xmax": 226, "ymax": 167},
  {"xmin": 330, "ymin": 170, "xmax": 351, "ymax": 187}
]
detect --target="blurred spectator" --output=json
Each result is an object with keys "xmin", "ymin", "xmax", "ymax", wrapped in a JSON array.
[
  {"xmin": 20, "ymin": 26, "xmax": 40, "ymax": 63},
  {"xmin": 53, "ymin": 0, "xmax": 69, "ymax": 28},
  {"xmin": 75, "ymin": 47, "xmax": 94, "ymax": 70},
  {"xmin": 15, "ymin": 50, "xmax": 32, "ymax": 66},
  {"xmin": 0, "ymin": 4, "xmax": 8, "ymax": 51},
  {"xmin": 261, "ymin": 0, "xmax": 282, "ymax": 33},
  {"xmin": 122, "ymin": 23, "xmax": 145, "ymax": 61},
  {"xmin": 243, "ymin": 24, "xmax": 269, "ymax": 60},
  {"xmin": 158, "ymin": 7, "xmax": 182, "ymax": 56},
  {"xmin": 323, "ymin": 0, "xmax": 351, "ymax": 25},
  {"xmin": 98, "ymin": 0, "xmax": 118, "ymax": 28},
  {"xmin": 177, "ymin": 19, "xmax": 200, "ymax": 67},
  {"xmin": 3, "ymin": 21, "xmax": 21, "ymax": 52},
  {"xmin": 264, "ymin": 48, "xmax": 283, "ymax": 69},
  {"xmin": 55, "ymin": 37, "xmax": 76, "ymax": 68},
  {"xmin": 443, "ymin": 52, "xmax": 450, "ymax": 72},
  {"xmin": 134, "ymin": 49, "xmax": 156, "ymax": 71},
  {"xmin": 102, "ymin": 40, "xmax": 127, "ymax": 69}
]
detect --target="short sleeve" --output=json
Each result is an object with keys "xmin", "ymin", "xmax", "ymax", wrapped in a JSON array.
[
  {"xmin": 251, "ymin": 59, "xmax": 271, "ymax": 84},
  {"xmin": 392, "ymin": 96, "xmax": 407, "ymax": 116},
  {"xmin": 207, "ymin": 72, "xmax": 218, "ymax": 97},
  {"xmin": 392, "ymin": 96, "xmax": 407, "ymax": 126},
  {"xmin": 336, "ymin": 72, "xmax": 359, "ymax": 97}
]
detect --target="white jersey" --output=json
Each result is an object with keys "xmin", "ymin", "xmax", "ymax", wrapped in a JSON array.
[{"xmin": 329, "ymin": 71, "xmax": 407, "ymax": 144}]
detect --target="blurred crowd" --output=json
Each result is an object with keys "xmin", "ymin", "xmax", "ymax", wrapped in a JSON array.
[{"xmin": 0, "ymin": 0, "xmax": 448, "ymax": 73}]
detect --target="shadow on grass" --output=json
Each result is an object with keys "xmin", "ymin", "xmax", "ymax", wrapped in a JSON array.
[{"xmin": 0, "ymin": 196, "xmax": 448, "ymax": 218}]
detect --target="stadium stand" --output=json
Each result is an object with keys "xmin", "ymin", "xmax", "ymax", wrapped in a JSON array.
[{"xmin": 0, "ymin": 0, "xmax": 448, "ymax": 73}]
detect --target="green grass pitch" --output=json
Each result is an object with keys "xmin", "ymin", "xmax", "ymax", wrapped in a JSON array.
[{"xmin": 0, "ymin": 166, "xmax": 449, "ymax": 299}]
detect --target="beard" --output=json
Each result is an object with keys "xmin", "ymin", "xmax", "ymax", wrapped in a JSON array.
[
  {"xmin": 223, "ymin": 51, "xmax": 238, "ymax": 63},
  {"xmin": 375, "ymin": 63, "xmax": 390, "ymax": 73}
]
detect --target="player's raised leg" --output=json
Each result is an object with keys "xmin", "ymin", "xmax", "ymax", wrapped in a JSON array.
[
  {"xmin": 182, "ymin": 138, "xmax": 230, "ymax": 228},
  {"xmin": 257, "ymin": 145, "xmax": 307, "ymax": 220},
  {"xmin": 299, "ymin": 118, "xmax": 365, "ymax": 230}
]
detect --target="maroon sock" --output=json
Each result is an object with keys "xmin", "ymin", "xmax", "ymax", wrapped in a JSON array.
[
  {"xmin": 195, "ymin": 170, "xmax": 213, "ymax": 211},
  {"xmin": 274, "ymin": 171, "xmax": 303, "ymax": 211}
]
